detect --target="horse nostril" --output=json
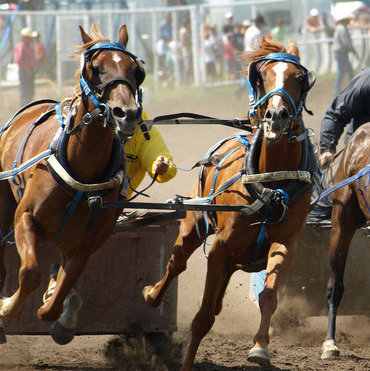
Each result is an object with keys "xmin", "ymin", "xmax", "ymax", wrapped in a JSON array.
[
  {"xmin": 265, "ymin": 110, "xmax": 273, "ymax": 120},
  {"xmin": 112, "ymin": 107, "xmax": 125, "ymax": 118},
  {"xmin": 278, "ymin": 108, "xmax": 289, "ymax": 121}
]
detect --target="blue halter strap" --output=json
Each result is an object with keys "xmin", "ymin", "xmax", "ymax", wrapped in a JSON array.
[
  {"xmin": 247, "ymin": 52, "xmax": 309, "ymax": 121},
  {"xmin": 79, "ymin": 41, "xmax": 144, "ymax": 110}
]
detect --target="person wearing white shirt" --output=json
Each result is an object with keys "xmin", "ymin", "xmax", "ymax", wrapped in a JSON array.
[{"xmin": 244, "ymin": 14, "xmax": 266, "ymax": 52}]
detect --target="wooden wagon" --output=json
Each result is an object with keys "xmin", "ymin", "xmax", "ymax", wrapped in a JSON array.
[{"xmin": 3, "ymin": 219, "xmax": 179, "ymax": 336}]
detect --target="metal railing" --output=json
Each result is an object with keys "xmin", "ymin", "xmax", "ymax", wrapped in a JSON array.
[{"xmin": 0, "ymin": 0, "xmax": 368, "ymax": 95}]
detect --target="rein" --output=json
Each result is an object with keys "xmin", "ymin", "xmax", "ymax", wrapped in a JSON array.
[{"xmin": 311, "ymin": 165, "xmax": 370, "ymax": 213}]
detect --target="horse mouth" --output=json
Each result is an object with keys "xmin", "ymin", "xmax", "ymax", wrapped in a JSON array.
[
  {"xmin": 263, "ymin": 121, "xmax": 284, "ymax": 145},
  {"xmin": 112, "ymin": 118, "xmax": 139, "ymax": 139}
]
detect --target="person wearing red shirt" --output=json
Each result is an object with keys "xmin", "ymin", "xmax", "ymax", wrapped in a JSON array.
[
  {"xmin": 34, "ymin": 32, "xmax": 47, "ymax": 74},
  {"xmin": 14, "ymin": 27, "xmax": 37, "ymax": 107}
]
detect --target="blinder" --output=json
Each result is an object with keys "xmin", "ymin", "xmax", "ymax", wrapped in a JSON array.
[
  {"xmin": 135, "ymin": 57, "xmax": 146, "ymax": 87},
  {"xmin": 301, "ymin": 69, "xmax": 316, "ymax": 94}
]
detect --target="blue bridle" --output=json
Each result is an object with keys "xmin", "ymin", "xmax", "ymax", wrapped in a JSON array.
[
  {"xmin": 79, "ymin": 41, "xmax": 145, "ymax": 113},
  {"xmin": 246, "ymin": 53, "xmax": 311, "ymax": 122}
]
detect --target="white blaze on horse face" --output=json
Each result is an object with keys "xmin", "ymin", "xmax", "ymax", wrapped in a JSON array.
[
  {"xmin": 112, "ymin": 52, "xmax": 121, "ymax": 63},
  {"xmin": 272, "ymin": 62, "xmax": 288, "ymax": 108}
]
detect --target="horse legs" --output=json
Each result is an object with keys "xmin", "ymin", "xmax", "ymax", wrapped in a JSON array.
[
  {"xmin": 182, "ymin": 237, "xmax": 228, "ymax": 371},
  {"xmin": 37, "ymin": 251, "xmax": 89, "ymax": 322},
  {"xmin": 247, "ymin": 241, "xmax": 296, "ymax": 366},
  {"xmin": 321, "ymin": 200, "xmax": 357, "ymax": 359},
  {"xmin": 143, "ymin": 210, "xmax": 206, "ymax": 308},
  {"xmin": 0, "ymin": 211, "xmax": 41, "ymax": 319}
]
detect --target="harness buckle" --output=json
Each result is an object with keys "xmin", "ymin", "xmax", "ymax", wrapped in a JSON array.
[
  {"xmin": 232, "ymin": 119, "xmax": 242, "ymax": 128},
  {"xmin": 87, "ymin": 195, "xmax": 103, "ymax": 209},
  {"xmin": 82, "ymin": 113, "xmax": 92, "ymax": 125},
  {"xmin": 288, "ymin": 135, "xmax": 297, "ymax": 143}
]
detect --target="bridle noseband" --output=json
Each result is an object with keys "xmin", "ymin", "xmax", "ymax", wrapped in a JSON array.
[{"xmin": 246, "ymin": 52, "xmax": 314, "ymax": 128}]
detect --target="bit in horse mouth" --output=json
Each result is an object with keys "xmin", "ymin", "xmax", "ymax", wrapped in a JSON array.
[{"xmin": 263, "ymin": 122, "xmax": 284, "ymax": 143}]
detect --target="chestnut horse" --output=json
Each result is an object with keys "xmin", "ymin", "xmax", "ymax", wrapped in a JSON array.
[
  {"xmin": 0, "ymin": 24, "xmax": 144, "ymax": 327},
  {"xmin": 143, "ymin": 37, "xmax": 318, "ymax": 369},
  {"xmin": 321, "ymin": 123, "xmax": 370, "ymax": 359}
]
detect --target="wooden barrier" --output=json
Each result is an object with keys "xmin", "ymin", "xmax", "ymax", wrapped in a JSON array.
[{"xmin": 3, "ymin": 220, "xmax": 179, "ymax": 335}]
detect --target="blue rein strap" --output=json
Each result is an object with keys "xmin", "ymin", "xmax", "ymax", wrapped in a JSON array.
[
  {"xmin": 54, "ymin": 190, "xmax": 84, "ymax": 244},
  {"xmin": 0, "ymin": 228, "xmax": 15, "ymax": 246},
  {"xmin": 202, "ymin": 136, "xmax": 250, "ymax": 258},
  {"xmin": 311, "ymin": 165, "xmax": 370, "ymax": 205},
  {"xmin": 357, "ymin": 166, "xmax": 370, "ymax": 214}
]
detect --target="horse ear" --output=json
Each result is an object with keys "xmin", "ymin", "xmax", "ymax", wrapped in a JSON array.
[
  {"xmin": 287, "ymin": 40, "xmax": 300, "ymax": 59},
  {"xmin": 118, "ymin": 25, "xmax": 129, "ymax": 46},
  {"xmin": 79, "ymin": 25, "xmax": 92, "ymax": 44}
]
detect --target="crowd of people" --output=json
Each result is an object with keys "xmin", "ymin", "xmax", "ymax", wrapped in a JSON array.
[
  {"xmin": 155, "ymin": 7, "xmax": 370, "ymax": 90},
  {"xmin": 156, "ymin": 11, "xmax": 275, "ymax": 86}
]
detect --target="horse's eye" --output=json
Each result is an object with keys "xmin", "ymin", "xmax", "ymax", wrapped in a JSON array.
[{"xmin": 91, "ymin": 65, "xmax": 103, "ymax": 75}]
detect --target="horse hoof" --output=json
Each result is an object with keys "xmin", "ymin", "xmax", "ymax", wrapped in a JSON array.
[
  {"xmin": 247, "ymin": 347, "xmax": 271, "ymax": 366},
  {"xmin": 142, "ymin": 286, "xmax": 156, "ymax": 307},
  {"xmin": 50, "ymin": 320, "xmax": 75, "ymax": 345},
  {"xmin": 321, "ymin": 339, "xmax": 340, "ymax": 359}
]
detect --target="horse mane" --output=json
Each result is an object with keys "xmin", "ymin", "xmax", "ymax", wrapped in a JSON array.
[{"xmin": 240, "ymin": 37, "xmax": 287, "ymax": 78}]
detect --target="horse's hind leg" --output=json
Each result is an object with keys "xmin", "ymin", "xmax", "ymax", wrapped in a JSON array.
[
  {"xmin": 322, "ymin": 193, "xmax": 359, "ymax": 359},
  {"xmin": 0, "ymin": 211, "xmax": 41, "ymax": 319},
  {"xmin": 143, "ymin": 209, "xmax": 207, "ymax": 308}
]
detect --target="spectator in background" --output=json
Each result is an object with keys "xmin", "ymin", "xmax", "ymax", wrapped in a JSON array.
[
  {"xmin": 321, "ymin": 12, "xmax": 335, "ymax": 39},
  {"xmin": 159, "ymin": 11, "xmax": 172, "ymax": 42},
  {"xmin": 179, "ymin": 18, "xmax": 193, "ymax": 85},
  {"xmin": 244, "ymin": 14, "xmax": 266, "ymax": 52},
  {"xmin": 34, "ymin": 31, "xmax": 47, "ymax": 76},
  {"xmin": 333, "ymin": 13, "xmax": 359, "ymax": 95},
  {"xmin": 0, "ymin": 17, "xmax": 4, "ymax": 39},
  {"xmin": 233, "ymin": 23, "xmax": 245, "ymax": 53},
  {"xmin": 203, "ymin": 28, "xmax": 216, "ymax": 83},
  {"xmin": 241, "ymin": 19, "xmax": 251, "ymax": 36},
  {"xmin": 306, "ymin": 8, "xmax": 324, "ymax": 73},
  {"xmin": 14, "ymin": 27, "xmax": 37, "ymax": 107},
  {"xmin": 306, "ymin": 8, "xmax": 324, "ymax": 34},
  {"xmin": 271, "ymin": 18, "xmax": 288, "ymax": 44},
  {"xmin": 222, "ymin": 12, "xmax": 234, "ymax": 34},
  {"xmin": 224, "ymin": 32, "xmax": 238, "ymax": 81},
  {"xmin": 157, "ymin": 12, "xmax": 173, "ymax": 86},
  {"xmin": 210, "ymin": 25, "xmax": 224, "ymax": 80}
]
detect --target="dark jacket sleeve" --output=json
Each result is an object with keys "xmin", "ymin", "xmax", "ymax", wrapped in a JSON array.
[{"xmin": 320, "ymin": 68, "xmax": 370, "ymax": 153}]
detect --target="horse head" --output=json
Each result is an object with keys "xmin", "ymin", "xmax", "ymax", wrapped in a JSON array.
[
  {"xmin": 78, "ymin": 24, "xmax": 145, "ymax": 139},
  {"xmin": 245, "ymin": 38, "xmax": 315, "ymax": 145}
]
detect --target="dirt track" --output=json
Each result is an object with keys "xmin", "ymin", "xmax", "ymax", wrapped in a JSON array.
[{"xmin": 0, "ymin": 75, "xmax": 369, "ymax": 370}]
